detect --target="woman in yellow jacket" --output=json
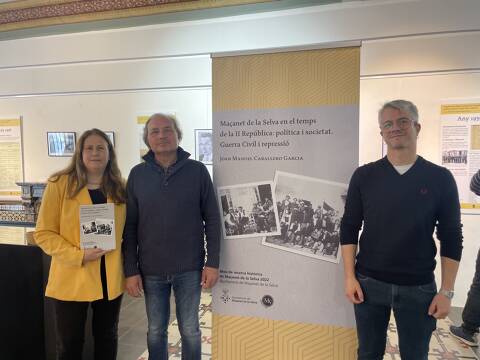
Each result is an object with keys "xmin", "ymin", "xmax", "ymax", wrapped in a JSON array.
[{"xmin": 35, "ymin": 129, "xmax": 126, "ymax": 360}]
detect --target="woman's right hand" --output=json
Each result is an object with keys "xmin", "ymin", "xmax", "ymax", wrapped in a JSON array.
[{"xmin": 82, "ymin": 248, "xmax": 110, "ymax": 264}]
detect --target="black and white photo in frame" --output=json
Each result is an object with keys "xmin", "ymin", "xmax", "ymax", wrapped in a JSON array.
[
  {"xmin": 105, "ymin": 131, "xmax": 115, "ymax": 147},
  {"xmin": 263, "ymin": 171, "xmax": 347, "ymax": 263},
  {"xmin": 218, "ymin": 181, "xmax": 280, "ymax": 239},
  {"xmin": 47, "ymin": 132, "xmax": 76, "ymax": 157},
  {"xmin": 195, "ymin": 129, "xmax": 213, "ymax": 165}
]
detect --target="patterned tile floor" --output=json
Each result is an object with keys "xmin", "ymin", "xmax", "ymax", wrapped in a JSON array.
[
  {"xmin": 132, "ymin": 293, "xmax": 477, "ymax": 360},
  {"xmin": 385, "ymin": 315, "xmax": 477, "ymax": 359}
]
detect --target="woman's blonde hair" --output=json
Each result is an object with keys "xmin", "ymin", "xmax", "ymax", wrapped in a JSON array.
[{"xmin": 49, "ymin": 128, "xmax": 126, "ymax": 203}]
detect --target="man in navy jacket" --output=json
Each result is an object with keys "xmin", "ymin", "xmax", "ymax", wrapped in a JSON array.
[{"xmin": 123, "ymin": 113, "xmax": 221, "ymax": 360}]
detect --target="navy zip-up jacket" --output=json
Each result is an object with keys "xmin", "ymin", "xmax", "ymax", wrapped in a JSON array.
[{"xmin": 122, "ymin": 147, "xmax": 221, "ymax": 277}]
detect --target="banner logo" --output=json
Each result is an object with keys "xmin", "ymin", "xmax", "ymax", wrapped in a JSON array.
[
  {"xmin": 261, "ymin": 295, "xmax": 274, "ymax": 308},
  {"xmin": 221, "ymin": 289, "xmax": 231, "ymax": 304}
]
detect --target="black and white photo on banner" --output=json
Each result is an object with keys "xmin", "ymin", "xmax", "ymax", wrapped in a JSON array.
[
  {"xmin": 263, "ymin": 171, "xmax": 347, "ymax": 263},
  {"xmin": 217, "ymin": 181, "xmax": 280, "ymax": 239}
]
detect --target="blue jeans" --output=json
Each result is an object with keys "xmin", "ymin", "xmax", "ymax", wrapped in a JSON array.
[
  {"xmin": 462, "ymin": 248, "xmax": 480, "ymax": 333},
  {"xmin": 143, "ymin": 271, "xmax": 202, "ymax": 360},
  {"xmin": 354, "ymin": 273, "xmax": 436, "ymax": 360}
]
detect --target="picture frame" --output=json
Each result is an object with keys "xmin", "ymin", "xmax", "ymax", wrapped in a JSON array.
[
  {"xmin": 105, "ymin": 131, "xmax": 115, "ymax": 147},
  {"xmin": 47, "ymin": 132, "xmax": 76, "ymax": 157},
  {"xmin": 195, "ymin": 129, "xmax": 212, "ymax": 165}
]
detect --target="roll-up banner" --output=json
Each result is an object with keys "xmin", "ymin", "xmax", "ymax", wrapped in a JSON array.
[{"xmin": 211, "ymin": 45, "xmax": 360, "ymax": 359}]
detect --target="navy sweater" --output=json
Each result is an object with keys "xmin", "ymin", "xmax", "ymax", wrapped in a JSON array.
[
  {"xmin": 340, "ymin": 156, "xmax": 463, "ymax": 285},
  {"xmin": 122, "ymin": 147, "xmax": 221, "ymax": 277}
]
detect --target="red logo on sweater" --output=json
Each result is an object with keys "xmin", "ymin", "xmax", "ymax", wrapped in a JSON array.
[{"xmin": 420, "ymin": 188, "xmax": 428, "ymax": 195}]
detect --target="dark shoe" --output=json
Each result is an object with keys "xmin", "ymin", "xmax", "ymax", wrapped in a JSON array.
[{"xmin": 450, "ymin": 325, "xmax": 478, "ymax": 346}]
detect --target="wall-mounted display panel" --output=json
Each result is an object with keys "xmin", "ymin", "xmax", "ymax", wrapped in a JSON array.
[{"xmin": 0, "ymin": 117, "xmax": 23, "ymax": 200}]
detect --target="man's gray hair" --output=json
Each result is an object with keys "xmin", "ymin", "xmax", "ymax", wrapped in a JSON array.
[
  {"xmin": 378, "ymin": 100, "xmax": 419, "ymax": 125},
  {"xmin": 143, "ymin": 113, "xmax": 183, "ymax": 148}
]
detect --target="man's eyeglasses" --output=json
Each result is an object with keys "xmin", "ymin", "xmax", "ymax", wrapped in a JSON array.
[{"xmin": 380, "ymin": 117, "xmax": 414, "ymax": 131}]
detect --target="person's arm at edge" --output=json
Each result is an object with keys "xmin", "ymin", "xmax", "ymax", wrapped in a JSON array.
[
  {"xmin": 122, "ymin": 171, "xmax": 143, "ymax": 297},
  {"xmin": 470, "ymin": 169, "xmax": 480, "ymax": 196},
  {"xmin": 200, "ymin": 164, "xmax": 221, "ymax": 289}
]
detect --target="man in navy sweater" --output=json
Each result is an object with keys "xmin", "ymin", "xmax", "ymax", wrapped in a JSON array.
[
  {"xmin": 450, "ymin": 170, "xmax": 480, "ymax": 346},
  {"xmin": 340, "ymin": 100, "xmax": 463, "ymax": 359},
  {"xmin": 122, "ymin": 113, "xmax": 221, "ymax": 360}
]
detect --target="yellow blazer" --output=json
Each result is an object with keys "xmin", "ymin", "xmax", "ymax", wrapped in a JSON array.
[{"xmin": 34, "ymin": 175, "xmax": 126, "ymax": 301}]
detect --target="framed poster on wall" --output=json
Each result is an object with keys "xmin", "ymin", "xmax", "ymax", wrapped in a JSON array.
[
  {"xmin": 440, "ymin": 101, "xmax": 480, "ymax": 213},
  {"xmin": 0, "ymin": 117, "xmax": 24, "ymax": 199}
]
